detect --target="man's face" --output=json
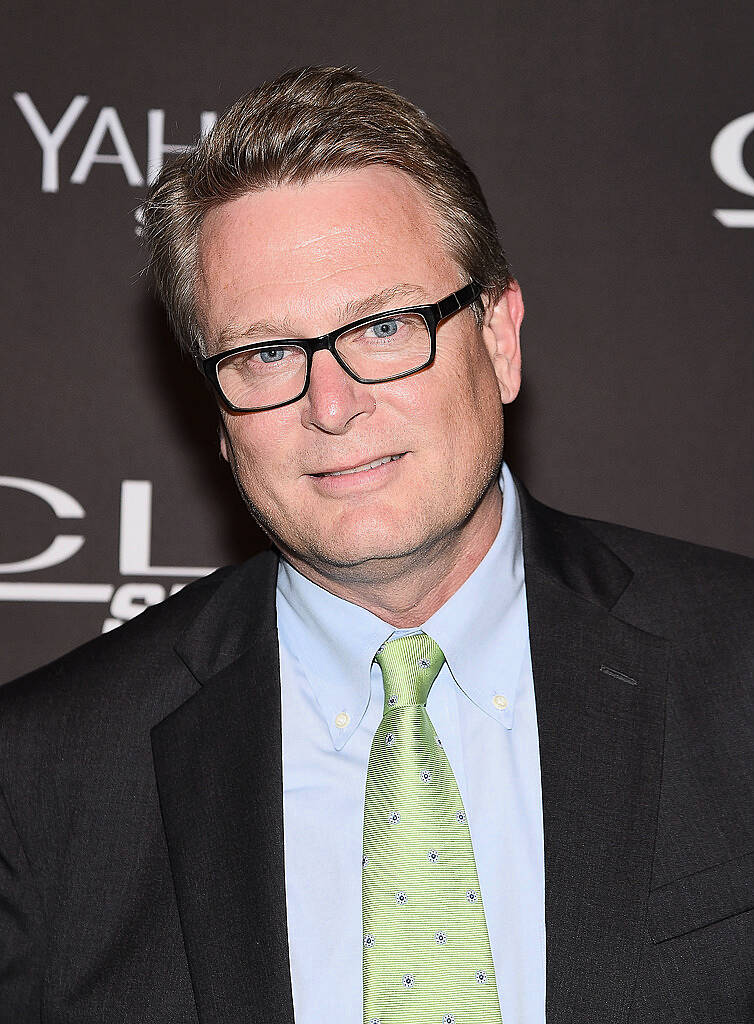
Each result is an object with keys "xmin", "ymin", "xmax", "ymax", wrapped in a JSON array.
[{"xmin": 198, "ymin": 166, "xmax": 522, "ymax": 583}]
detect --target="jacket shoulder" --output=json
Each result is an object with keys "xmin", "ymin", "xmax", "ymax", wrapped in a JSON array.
[
  {"xmin": 575, "ymin": 513, "xmax": 753, "ymax": 639},
  {"xmin": 0, "ymin": 551, "xmax": 276, "ymax": 746}
]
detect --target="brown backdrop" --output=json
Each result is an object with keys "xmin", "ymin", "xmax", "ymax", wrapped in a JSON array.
[{"xmin": 2, "ymin": 0, "xmax": 752, "ymax": 683}]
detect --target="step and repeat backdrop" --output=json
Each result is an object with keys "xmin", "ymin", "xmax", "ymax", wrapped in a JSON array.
[{"xmin": 1, "ymin": 1, "xmax": 752, "ymax": 683}]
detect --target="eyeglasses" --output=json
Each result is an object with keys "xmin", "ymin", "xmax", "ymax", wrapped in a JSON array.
[{"xmin": 201, "ymin": 280, "xmax": 483, "ymax": 412}]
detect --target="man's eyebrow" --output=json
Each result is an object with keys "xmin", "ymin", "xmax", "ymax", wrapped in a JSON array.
[
  {"xmin": 213, "ymin": 283, "xmax": 429, "ymax": 349},
  {"xmin": 337, "ymin": 283, "xmax": 428, "ymax": 323}
]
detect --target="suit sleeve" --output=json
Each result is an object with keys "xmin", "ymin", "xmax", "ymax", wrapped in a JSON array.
[{"xmin": 0, "ymin": 781, "xmax": 43, "ymax": 1023}]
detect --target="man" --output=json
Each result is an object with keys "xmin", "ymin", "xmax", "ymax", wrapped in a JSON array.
[{"xmin": 0, "ymin": 66, "xmax": 752, "ymax": 1024}]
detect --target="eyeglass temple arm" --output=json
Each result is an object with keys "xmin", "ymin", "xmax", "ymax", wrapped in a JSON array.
[{"xmin": 435, "ymin": 281, "xmax": 483, "ymax": 322}]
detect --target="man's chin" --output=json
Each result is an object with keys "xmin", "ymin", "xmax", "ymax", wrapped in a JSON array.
[{"xmin": 283, "ymin": 529, "xmax": 427, "ymax": 583}]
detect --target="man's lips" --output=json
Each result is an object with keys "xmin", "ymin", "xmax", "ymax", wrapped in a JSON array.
[{"xmin": 310, "ymin": 453, "xmax": 406, "ymax": 478}]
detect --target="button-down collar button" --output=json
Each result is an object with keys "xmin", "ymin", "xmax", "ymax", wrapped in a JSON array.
[
  {"xmin": 492, "ymin": 694, "xmax": 508, "ymax": 710},
  {"xmin": 334, "ymin": 711, "xmax": 350, "ymax": 729}
]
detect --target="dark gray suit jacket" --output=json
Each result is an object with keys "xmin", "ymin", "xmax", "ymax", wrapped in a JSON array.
[{"xmin": 1, "ymin": 484, "xmax": 752, "ymax": 1023}]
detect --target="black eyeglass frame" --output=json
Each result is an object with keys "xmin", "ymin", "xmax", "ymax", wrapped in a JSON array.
[{"xmin": 201, "ymin": 280, "xmax": 484, "ymax": 412}]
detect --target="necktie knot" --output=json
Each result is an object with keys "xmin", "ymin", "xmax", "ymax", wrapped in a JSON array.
[{"xmin": 374, "ymin": 632, "xmax": 445, "ymax": 712}]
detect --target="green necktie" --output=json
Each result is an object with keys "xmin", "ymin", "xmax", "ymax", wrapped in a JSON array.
[{"xmin": 362, "ymin": 632, "xmax": 503, "ymax": 1024}]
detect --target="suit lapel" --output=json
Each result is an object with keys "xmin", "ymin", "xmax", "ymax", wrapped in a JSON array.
[
  {"xmin": 519, "ymin": 487, "xmax": 669, "ymax": 1023},
  {"xmin": 151, "ymin": 551, "xmax": 295, "ymax": 1024}
]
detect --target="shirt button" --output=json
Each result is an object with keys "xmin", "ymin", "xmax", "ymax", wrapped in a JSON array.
[
  {"xmin": 334, "ymin": 711, "xmax": 350, "ymax": 729},
  {"xmin": 492, "ymin": 695, "xmax": 508, "ymax": 710}
]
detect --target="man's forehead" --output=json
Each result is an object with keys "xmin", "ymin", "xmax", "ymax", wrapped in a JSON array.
[{"xmin": 199, "ymin": 166, "xmax": 445, "ymax": 269}]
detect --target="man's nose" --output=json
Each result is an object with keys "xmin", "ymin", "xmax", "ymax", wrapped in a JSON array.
[{"xmin": 300, "ymin": 349, "xmax": 376, "ymax": 434}]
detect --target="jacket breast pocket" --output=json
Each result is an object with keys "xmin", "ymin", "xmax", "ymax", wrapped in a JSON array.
[{"xmin": 646, "ymin": 850, "xmax": 754, "ymax": 944}]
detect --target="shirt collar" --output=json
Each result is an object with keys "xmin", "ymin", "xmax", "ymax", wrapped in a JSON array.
[
  {"xmin": 276, "ymin": 559, "xmax": 390, "ymax": 749},
  {"xmin": 276, "ymin": 462, "xmax": 527, "ymax": 748},
  {"xmin": 420, "ymin": 462, "xmax": 527, "ymax": 730}
]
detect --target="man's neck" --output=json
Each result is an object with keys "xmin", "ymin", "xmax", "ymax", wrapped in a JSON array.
[{"xmin": 281, "ymin": 484, "xmax": 503, "ymax": 627}]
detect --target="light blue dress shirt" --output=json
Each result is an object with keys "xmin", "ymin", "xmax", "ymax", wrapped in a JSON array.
[{"xmin": 277, "ymin": 462, "xmax": 546, "ymax": 1023}]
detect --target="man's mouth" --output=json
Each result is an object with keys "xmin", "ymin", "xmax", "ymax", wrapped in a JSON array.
[{"xmin": 314, "ymin": 453, "xmax": 405, "ymax": 477}]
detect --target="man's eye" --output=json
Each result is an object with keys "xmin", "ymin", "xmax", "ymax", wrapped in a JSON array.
[
  {"xmin": 257, "ymin": 347, "xmax": 286, "ymax": 363},
  {"xmin": 367, "ymin": 319, "xmax": 400, "ymax": 339}
]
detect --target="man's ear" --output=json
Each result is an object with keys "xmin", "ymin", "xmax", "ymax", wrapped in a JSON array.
[
  {"xmin": 480, "ymin": 281, "xmax": 523, "ymax": 404},
  {"xmin": 218, "ymin": 419, "xmax": 230, "ymax": 462}
]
